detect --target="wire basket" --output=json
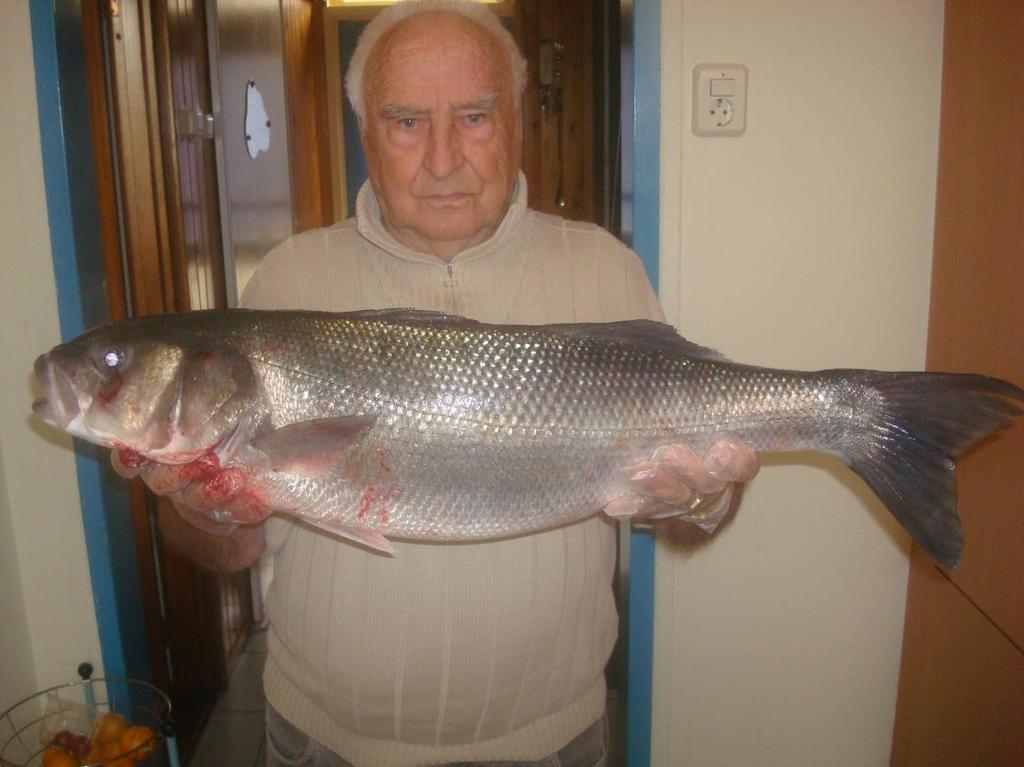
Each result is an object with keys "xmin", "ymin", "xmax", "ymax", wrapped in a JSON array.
[{"xmin": 0, "ymin": 669, "xmax": 174, "ymax": 767}]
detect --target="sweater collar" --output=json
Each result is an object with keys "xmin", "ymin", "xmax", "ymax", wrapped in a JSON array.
[{"xmin": 355, "ymin": 172, "xmax": 529, "ymax": 266}]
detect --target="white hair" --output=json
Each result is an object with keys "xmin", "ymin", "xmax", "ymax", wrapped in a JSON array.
[{"xmin": 344, "ymin": 0, "xmax": 527, "ymax": 127}]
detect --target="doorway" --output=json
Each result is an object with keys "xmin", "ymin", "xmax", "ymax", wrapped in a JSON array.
[{"xmin": 63, "ymin": 0, "xmax": 654, "ymax": 762}]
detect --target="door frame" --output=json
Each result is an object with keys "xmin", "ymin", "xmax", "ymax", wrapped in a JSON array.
[
  {"xmin": 28, "ymin": 0, "xmax": 150, "ymax": 682},
  {"xmin": 30, "ymin": 0, "xmax": 664, "ymax": 745},
  {"xmin": 622, "ymin": 1, "xmax": 660, "ymax": 765}
]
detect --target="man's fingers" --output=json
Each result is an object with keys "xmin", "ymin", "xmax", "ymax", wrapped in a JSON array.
[
  {"xmin": 140, "ymin": 463, "xmax": 194, "ymax": 495},
  {"xmin": 647, "ymin": 443, "xmax": 728, "ymax": 495},
  {"xmin": 685, "ymin": 484, "xmax": 735, "ymax": 532},
  {"xmin": 176, "ymin": 467, "xmax": 246, "ymax": 513},
  {"xmin": 626, "ymin": 460, "xmax": 701, "ymax": 506},
  {"xmin": 704, "ymin": 438, "xmax": 760, "ymax": 483}
]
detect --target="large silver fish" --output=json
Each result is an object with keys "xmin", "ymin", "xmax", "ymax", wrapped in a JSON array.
[{"xmin": 32, "ymin": 308, "xmax": 1023, "ymax": 566}]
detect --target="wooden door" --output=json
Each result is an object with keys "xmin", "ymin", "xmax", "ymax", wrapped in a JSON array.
[
  {"xmin": 282, "ymin": 0, "xmax": 336, "ymax": 232},
  {"xmin": 84, "ymin": 0, "xmax": 253, "ymax": 758},
  {"xmin": 890, "ymin": 2, "xmax": 1024, "ymax": 764},
  {"xmin": 514, "ymin": 0, "xmax": 617, "ymax": 227}
]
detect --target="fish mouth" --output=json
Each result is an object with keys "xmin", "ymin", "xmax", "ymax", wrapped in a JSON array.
[
  {"xmin": 32, "ymin": 395, "xmax": 57, "ymax": 427},
  {"xmin": 32, "ymin": 352, "xmax": 86, "ymax": 432}
]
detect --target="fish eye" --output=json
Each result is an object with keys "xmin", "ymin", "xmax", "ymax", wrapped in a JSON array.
[{"xmin": 103, "ymin": 349, "xmax": 123, "ymax": 368}]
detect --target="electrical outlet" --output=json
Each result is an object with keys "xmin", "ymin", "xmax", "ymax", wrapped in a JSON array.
[{"xmin": 693, "ymin": 64, "xmax": 748, "ymax": 137}]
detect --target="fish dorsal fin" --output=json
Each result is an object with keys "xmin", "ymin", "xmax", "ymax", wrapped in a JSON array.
[
  {"xmin": 344, "ymin": 308, "xmax": 480, "ymax": 328},
  {"xmin": 345, "ymin": 309, "xmax": 730, "ymax": 360},
  {"xmin": 547, "ymin": 320, "xmax": 732, "ymax": 361}
]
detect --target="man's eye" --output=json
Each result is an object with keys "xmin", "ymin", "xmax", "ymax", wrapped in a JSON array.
[
  {"xmin": 398, "ymin": 117, "xmax": 419, "ymax": 129},
  {"xmin": 464, "ymin": 113, "xmax": 486, "ymax": 124}
]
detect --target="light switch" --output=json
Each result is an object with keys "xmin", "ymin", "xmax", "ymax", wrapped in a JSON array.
[
  {"xmin": 693, "ymin": 64, "xmax": 747, "ymax": 137},
  {"xmin": 710, "ymin": 78, "xmax": 735, "ymax": 97}
]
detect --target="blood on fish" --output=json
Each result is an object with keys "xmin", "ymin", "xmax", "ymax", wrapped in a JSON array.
[
  {"xmin": 202, "ymin": 467, "xmax": 247, "ymax": 505},
  {"xmin": 225, "ymin": 491, "xmax": 270, "ymax": 523},
  {"xmin": 375, "ymin": 448, "xmax": 392, "ymax": 473},
  {"xmin": 375, "ymin": 487, "xmax": 394, "ymax": 525},
  {"xmin": 357, "ymin": 484, "xmax": 378, "ymax": 521},
  {"xmin": 97, "ymin": 372, "xmax": 122, "ymax": 405},
  {"xmin": 178, "ymin": 452, "xmax": 222, "ymax": 482},
  {"xmin": 115, "ymin": 448, "xmax": 148, "ymax": 472}
]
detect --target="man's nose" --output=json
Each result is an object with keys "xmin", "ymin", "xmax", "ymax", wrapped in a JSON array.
[{"xmin": 424, "ymin": 120, "xmax": 463, "ymax": 178}]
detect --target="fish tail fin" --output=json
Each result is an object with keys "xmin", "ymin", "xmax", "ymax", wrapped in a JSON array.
[{"xmin": 840, "ymin": 371, "xmax": 1023, "ymax": 568}]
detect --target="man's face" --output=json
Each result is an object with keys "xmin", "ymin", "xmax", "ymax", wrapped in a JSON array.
[{"xmin": 361, "ymin": 14, "xmax": 522, "ymax": 260}]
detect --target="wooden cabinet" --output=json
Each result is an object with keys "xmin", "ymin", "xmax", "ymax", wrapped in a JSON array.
[{"xmin": 892, "ymin": 559, "xmax": 1024, "ymax": 765}]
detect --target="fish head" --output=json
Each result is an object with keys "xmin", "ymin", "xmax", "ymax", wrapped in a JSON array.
[{"xmin": 33, "ymin": 320, "xmax": 258, "ymax": 463}]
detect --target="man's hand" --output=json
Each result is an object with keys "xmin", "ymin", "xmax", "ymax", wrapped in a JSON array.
[
  {"xmin": 112, "ymin": 450, "xmax": 267, "ymax": 572},
  {"xmin": 157, "ymin": 500, "xmax": 266, "ymax": 573},
  {"xmin": 112, "ymin": 448, "xmax": 269, "ymax": 523},
  {"xmin": 606, "ymin": 438, "xmax": 760, "ymax": 539}
]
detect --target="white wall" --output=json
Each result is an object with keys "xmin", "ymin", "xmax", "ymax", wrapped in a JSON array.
[
  {"xmin": 653, "ymin": 2, "xmax": 944, "ymax": 765},
  {"xmin": 0, "ymin": 3, "xmax": 103, "ymax": 712}
]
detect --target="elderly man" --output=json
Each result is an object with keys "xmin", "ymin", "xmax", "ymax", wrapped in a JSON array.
[{"xmin": 126, "ymin": 2, "xmax": 757, "ymax": 765}]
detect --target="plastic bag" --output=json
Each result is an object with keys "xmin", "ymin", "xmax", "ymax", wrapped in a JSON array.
[{"xmin": 37, "ymin": 690, "xmax": 94, "ymax": 746}]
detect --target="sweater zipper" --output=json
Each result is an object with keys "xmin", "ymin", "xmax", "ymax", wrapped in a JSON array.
[{"xmin": 444, "ymin": 261, "xmax": 457, "ymax": 312}]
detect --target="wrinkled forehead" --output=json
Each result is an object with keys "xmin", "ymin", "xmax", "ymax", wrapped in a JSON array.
[{"xmin": 366, "ymin": 12, "xmax": 511, "ymax": 111}]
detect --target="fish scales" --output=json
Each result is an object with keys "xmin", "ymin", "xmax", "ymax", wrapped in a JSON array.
[
  {"xmin": 241, "ymin": 314, "xmax": 822, "ymax": 541},
  {"xmin": 245, "ymin": 313, "xmax": 692, "ymax": 540},
  {"xmin": 247, "ymin": 312, "xmax": 822, "ymax": 443},
  {"xmin": 32, "ymin": 308, "xmax": 1023, "ymax": 565}
]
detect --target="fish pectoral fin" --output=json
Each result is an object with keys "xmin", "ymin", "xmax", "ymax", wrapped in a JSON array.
[
  {"xmin": 303, "ymin": 518, "xmax": 395, "ymax": 555},
  {"xmin": 251, "ymin": 415, "xmax": 377, "ymax": 473}
]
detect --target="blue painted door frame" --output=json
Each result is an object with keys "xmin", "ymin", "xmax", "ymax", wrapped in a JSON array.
[
  {"xmin": 29, "ymin": 0, "xmax": 151, "ymax": 683},
  {"xmin": 624, "ymin": 1, "xmax": 660, "ymax": 765}
]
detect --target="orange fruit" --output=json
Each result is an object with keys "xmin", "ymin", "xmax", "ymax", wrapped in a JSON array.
[
  {"xmin": 117, "ymin": 725, "xmax": 155, "ymax": 762},
  {"xmin": 96, "ymin": 739, "xmax": 128, "ymax": 763},
  {"xmin": 94, "ymin": 712, "xmax": 128, "ymax": 746},
  {"xmin": 40, "ymin": 747, "xmax": 77, "ymax": 767},
  {"xmin": 83, "ymin": 740, "xmax": 105, "ymax": 765},
  {"xmin": 100, "ymin": 739, "xmax": 122, "ymax": 756}
]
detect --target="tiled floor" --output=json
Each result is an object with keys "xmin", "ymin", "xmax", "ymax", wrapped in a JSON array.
[{"xmin": 189, "ymin": 629, "xmax": 268, "ymax": 767}]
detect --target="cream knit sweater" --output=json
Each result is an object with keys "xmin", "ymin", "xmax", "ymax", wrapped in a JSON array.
[{"xmin": 241, "ymin": 175, "xmax": 662, "ymax": 766}]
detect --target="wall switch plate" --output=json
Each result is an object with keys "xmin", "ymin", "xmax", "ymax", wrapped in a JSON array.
[{"xmin": 693, "ymin": 64, "xmax": 748, "ymax": 137}]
